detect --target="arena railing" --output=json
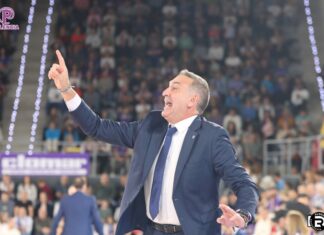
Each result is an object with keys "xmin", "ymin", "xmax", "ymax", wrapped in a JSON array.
[{"xmin": 263, "ymin": 135, "xmax": 324, "ymax": 176}]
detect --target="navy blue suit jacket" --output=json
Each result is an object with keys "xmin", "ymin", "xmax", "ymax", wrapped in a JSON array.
[
  {"xmin": 51, "ymin": 191, "xmax": 103, "ymax": 235},
  {"xmin": 71, "ymin": 101, "xmax": 259, "ymax": 235}
]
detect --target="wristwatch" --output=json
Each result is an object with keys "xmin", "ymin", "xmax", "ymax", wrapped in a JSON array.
[{"xmin": 236, "ymin": 209, "xmax": 252, "ymax": 228}]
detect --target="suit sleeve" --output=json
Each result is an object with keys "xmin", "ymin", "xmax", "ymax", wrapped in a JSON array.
[
  {"xmin": 51, "ymin": 199, "xmax": 64, "ymax": 235},
  {"xmin": 212, "ymin": 128, "xmax": 259, "ymax": 219},
  {"xmin": 90, "ymin": 196, "xmax": 104, "ymax": 235},
  {"xmin": 70, "ymin": 101, "xmax": 142, "ymax": 148}
]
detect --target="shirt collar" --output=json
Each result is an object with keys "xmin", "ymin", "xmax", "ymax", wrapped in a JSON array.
[{"xmin": 172, "ymin": 115, "xmax": 198, "ymax": 133}]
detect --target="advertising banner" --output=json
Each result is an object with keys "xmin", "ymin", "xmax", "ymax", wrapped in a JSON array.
[{"xmin": 0, "ymin": 153, "xmax": 90, "ymax": 176}]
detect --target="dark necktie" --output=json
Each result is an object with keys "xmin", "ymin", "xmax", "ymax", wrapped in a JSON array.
[{"xmin": 149, "ymin": 126, "xmax": 177, "ymax": 219}]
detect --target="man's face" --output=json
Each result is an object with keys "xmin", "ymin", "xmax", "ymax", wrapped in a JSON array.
[
  {"xmin": 100, "ymin": 174, "xmax": 109, "ymax": 185},
  {"xmin": 162, "ymin": 75, "xmax": 198, "ymax": 124},
  {"xmin": 60, "ymin": 176, "xmax": 68, "ymax": 185},
  {"xmin": 1, "ymin": 193, "xmax": 8, "ymax": 202}
]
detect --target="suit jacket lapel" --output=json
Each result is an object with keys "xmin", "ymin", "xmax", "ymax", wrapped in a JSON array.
[
  {"xmin": 173, "ymin": 116, "xmax": 201, "ymax": 191},
  {"xmin": 142, "ymin": 123, "xmax": 168, "ymax": 182}
]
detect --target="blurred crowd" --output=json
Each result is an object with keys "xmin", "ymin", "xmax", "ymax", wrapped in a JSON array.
[
  {"xmin": 0, "ymin": 0, "xmax": 27, "ymax": 144},
  {"xmin": 0, "ymin": 170, "xmax": 324, "ymax": 235},
  {"xmin": 229, "ymin": 168, "xmax": 324, "ymax": 235},
  {"xmin": 42, "ymin": 0, "xmax": 318, "ymax": 234},
  {"xmin": 0, "ymin": 174, "xmax": 128, "ymax": 235},
  {"xmin": 44, "ymin": 0, "xmax": 313, "ymax": 169}
]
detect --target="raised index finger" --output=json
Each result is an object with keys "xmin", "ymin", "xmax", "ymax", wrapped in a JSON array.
[{"xmin": 56, "ymin": 50, "xmax": 66, "ymax": 68}]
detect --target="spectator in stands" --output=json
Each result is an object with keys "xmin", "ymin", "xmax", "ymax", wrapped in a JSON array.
[
  {"xmin": 85, "ymin": 21, "xmax": 102, "ymax": 49},
  {"xmin": 34, "ymin": 192, "xmax": 53, "ymax": 219},
  {"xmin": 225, "ymin": 90, "xmax": 242, "ymax": 112},
  {"xmin": 290, "ymin": 79, "xmax": 310, "ymax": 115},
  {"xmin": 70, "ymin": 26, "xmax": 85, "ymax": 45},
  {"xmin": 253, "ymin": 205, "xmax": 272, "ymax": 235},
  {"xmin": 277, "ymin": 107, "xmax": 295, "ymax": 130},
  {"xmin": 225, "ymin": 49, "xmax": 242, "ymax": 68},
  {"xmin": 312, "ymin": 182, "xmax": 324, "ymax": 210},
  {"xmin": 274, "ymin": 172, "xmax": 286, "ymax": 192},
  {"xmin": 34, "ymin": 207, "xmax": 52, "ymax": 235},
  {"xmin": 178, "ymin": 31, "xmax": 193, "ymax": 51},
  {"xmin": 276, "ymin": 120, "xmax": 297, "ymax": 139},
  {"xmin": 315, "ymin": 169, "xmax": 324, "ymax": 183},
  {"xmin": 258, "ymin": 97, "xmax": 276, "ymax": 122},
  {"xmin": 37, "ymin": 180, "xmax": 53, "ymax": 203},
  {"xmin": 62, "ymin": 133, "xmax": 81, "ymax": 153},
  {"xmin": 15, "ymin": 191, "xmax": 33, "ymax": 218},
  {"xmin": 69, "ymin": 44, "xmax": 87, "ymax": 70},
  {"xmin": 261, "ymin": 75, "xmax": 276, "ymax": 97},
  {"xmin": 228, "ymin": 74, "xmax": 244, "ymax": 94},
  {"xmin": 83, "ymin": 84, "xmax": 101, "ymax": 114},
  {"xmin": 270, "ymin": 209, "xmax": 287, "ymax": 235},
  {"xmin": 0, "ymin": 215, "xmax": 21, "ymax": 235},
  {"xmin": 46, "ymin": 87, "xmax": 65, "ymax": 113},
  {"xmin": 114, "ymin": 174, "xmax": 127, "ymax": 204},
  {"xmin": 208, "ymin": 40, "xmax": 224, "ymax": 62},
  {"xmin": 0, "ymin": 175, "xmax": 15, "ymax": 199},
  {"xmin": 207, "ymin": 108, "xmax": 223, "ymax": 125},
  {"xmin": 95, "ymin": 140, "xmax": 114, "ymax": 173},
  {"xmin": 61, "ymin": 121, "xmax": 80, "ymax": 144},
  {"xmin": 262, "ymin": 111, "xmax": 276, "ymax": 139},
  {"xmin": 295, "ymin": 109, "xmax": 312, "ymax": 136},
  {"xmin": 16, "ymin": 176, "xmax": 38, "ymax": 205},
  {"xmin": 241, "ymin": 124, "xmax": 262, "ymax": 161},
  {"xmin": 0, "ymin": 192, "xmax": 15, "ymax": 217},
  {"xmin": 14, "ymin": 206, "xmax": 33, "ymax": 235},
  {"xmin": 240, "ymin": 98, "xmax": 257, "ymax": 124},
  {"xmin": 223, "ymin": 108, "xmax": 242, "ymax": 136},
  {"xmin": 115, "ymin": 30, "xmax": 133, "ymax": 58},
  {"xmin": 53, "ymin": 176, "xmax": 70, "ymax": 201},
  {"xmin": 99, "ymin": 199, "xmax": 113, "ymax": 221},
  {"xmin": 92, "ymin": 173, "xmax": 115, "ymax": 206},
  {"xmin": 285, "ymin": 210, "xmax": 309, "ymax": 235},
  {"xmin": 69, "ymin": 64, "xmax": 82, "ymax": 88},
  {"xmin": 103, "ymin": 215, "xmax": 117, "ymax": 235},
  {"xmin": 111, "ymin": 146, "xmax": 130, "ymax": 175},
  {"xmin": 46, "ymin": 107, "xmax": 63, "ymax": 129},
  {"xmin": 225, "ymin": 121, "xmax": 241, "ymax": 153}
]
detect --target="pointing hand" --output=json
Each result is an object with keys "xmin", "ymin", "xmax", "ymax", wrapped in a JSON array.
[{"xmin": 48, "ymin": 50, "xmax": 70, "ymax": 90}]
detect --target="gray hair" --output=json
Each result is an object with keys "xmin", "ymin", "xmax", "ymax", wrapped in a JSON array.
[{"xmin": 179, "ymin": 69, "xmax": 210, "ymax": 114}]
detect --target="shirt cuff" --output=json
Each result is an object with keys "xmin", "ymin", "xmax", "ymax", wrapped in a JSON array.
[{"xmin": 65, "ymin": 94, "xmax": 82, "ymax": 112}]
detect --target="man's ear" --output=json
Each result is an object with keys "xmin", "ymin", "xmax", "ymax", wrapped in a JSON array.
[{"xmin": 188, "ymin": 94, "xmax": 199, "ymax": 109}]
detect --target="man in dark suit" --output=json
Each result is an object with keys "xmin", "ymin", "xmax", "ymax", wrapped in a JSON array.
[
  {"xmin": 49, "ymin": 50, "xmax": 259, "ymax": 235},
  {"xmin": 50, "ymin": 177, "xmax": 103, "ymax": 235}
]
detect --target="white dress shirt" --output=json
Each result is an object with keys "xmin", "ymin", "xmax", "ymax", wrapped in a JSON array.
[
  {"xmin": 65, "ymin": 94, "xmax": 198, "ymax": 225},
  {"xmin": 144, "ymin": 115, "xmax": 197, "ymax": 225},
  {"xmin": 65, "ymin": 94, "xmax": 82, "ymax": 111}
]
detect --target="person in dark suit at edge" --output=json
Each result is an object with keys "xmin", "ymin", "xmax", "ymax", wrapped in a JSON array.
[
  {"xmin": 48, "ymin": 50, "xmax": 259, "ymax": 235},
  {"xmin": 51, "ymin": 177, "xmax": 103, "ymax": 235}
]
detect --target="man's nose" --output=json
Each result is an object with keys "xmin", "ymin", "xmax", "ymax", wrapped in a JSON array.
[{"xmin": 162, "ymin": 87, "xmax": 169, "ymax": 96}]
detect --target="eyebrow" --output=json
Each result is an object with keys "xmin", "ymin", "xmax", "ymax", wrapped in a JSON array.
[{"xmin": 169, "ymin": 81, "xmax": 180, "ymax": 86}]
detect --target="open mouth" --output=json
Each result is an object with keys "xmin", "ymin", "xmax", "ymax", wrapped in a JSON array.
[{"xmin": 165, "ymin": 101, "xmax": 172, "ymax": 107}]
